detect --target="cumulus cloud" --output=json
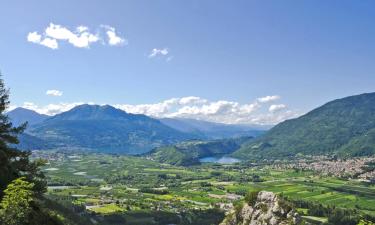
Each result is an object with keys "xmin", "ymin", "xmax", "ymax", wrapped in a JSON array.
[
  {"xmin": 27, "ymin": 32, "xmax": 42, "ymax": 43},
  {"xmin": 46, "ymin": 90, "xmax": 63, "ymax": 97},
  {"xmin": 28, "ymin": 32, "xmax": 58, "ymax": 49},
  {"xmin": 149, "ymin": 48, "xmax": 169, "ymax": 58},
  {"xmin": 14, "ymin": 96, "xmax": 298, "ymax": 125},
  {"xmin": 27, "ymin": 23, "xmax": 126, "ymax": 49},
  {"xmin": 257, "ymin": 95, "xmax": 280, "ymax": 103},
  {"xmin": 45, "ymin": 23, "xmax": 99, "ymax": 48},
  {"xmin": 103, "ymin": 25, "xmax": 126, "ymax": 46},
  {"xmin": 114, "ymin": 96, "xmax": 298, "ymax": 125},
  {"xmin": 269, "ymin": 104, "xmax": 286, "ymax": 112}
]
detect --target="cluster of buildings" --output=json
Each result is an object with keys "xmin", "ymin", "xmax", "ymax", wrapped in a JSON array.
[{"xmin": 273, "ymin": 156, "xmax": 375, "ymax": 182}]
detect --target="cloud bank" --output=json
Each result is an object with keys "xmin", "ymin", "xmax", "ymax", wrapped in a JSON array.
[
  {"xmin": 13, "ymin": 95, "xmax": 299, "ymax": 125},
  {"xmin": 27, "ymin": 23, "xmax": 126, "ymax": 49}
]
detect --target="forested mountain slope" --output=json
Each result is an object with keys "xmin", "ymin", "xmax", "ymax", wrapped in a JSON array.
[{"xmin": 234, "ymin": 93, "xmax": 375, "ymax": 159}]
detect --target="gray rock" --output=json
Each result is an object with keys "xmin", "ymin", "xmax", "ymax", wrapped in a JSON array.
[{"xmin": 220, "ymin": 191, "xmax": 304, "ymax": 225}]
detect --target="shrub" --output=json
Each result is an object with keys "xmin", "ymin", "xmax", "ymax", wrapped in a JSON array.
[{"xmin": 245, "ymin": 190, "xmax": 259, "ymax": 207}]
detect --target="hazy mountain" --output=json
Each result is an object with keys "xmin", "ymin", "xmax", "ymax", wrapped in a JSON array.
[
  {"xmin": 26, "ymin": 104, "xmax": 197, "ymax": 154},
  {"xmin": 233, "ymin": 92, "xmax": 375, "ymax": 159},
  {"xmin": 159, "ymin": 117, "xmax": 268, "ymax": 139},
  {"xmin": 7, "ymin": 107, "xmax": 50, "ymax": 126}
]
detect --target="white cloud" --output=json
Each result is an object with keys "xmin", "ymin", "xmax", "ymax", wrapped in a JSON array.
[
  {"xmin": 46, "ymin": 90, "xmax": 63, "ymax": 97},
  {"xmin": 40, "ymin": 38, "xmax": 58, "ymax": 49},
  {"xmin": 27, "ymin": 32, "xmax": 42, "ymax": 43},
  {"xmin": 149, "ymin": 48, "xmax": 169, "ymax": 58},
  {"xmin": 179, "ymin": 96, "xmax": 207, "ymax": 105},
  {"xmin": 21, "ymin": 102, "xmax": 85, "ymax": 116},
  {"xmin": 115, "ymin": 96, "xmax": 297, "ymax": 125},
  {"xmin": 27, "ymin": 23, "xmax": 126, "ymax": 49},
  {"xmin": 15, "ymin": 96, "xmax": 298, "ymax": 125},
  {"xmin": 27, "ymin": 32, "xmax": 59, "ymax": 49},
  {"xmin": 45, "ymin": 23, "xmax": 99, "ymax": 48},
  {"xmin": 103, "ymin": 25, "xmax": 126, "ymax": 46},
  {"xmin": 257, "ymin": 95, "xmax": 280, "ymax": 103},
  {"xmin": 269, "ymin": 104, "xmax": 286, "ymax": 112}
]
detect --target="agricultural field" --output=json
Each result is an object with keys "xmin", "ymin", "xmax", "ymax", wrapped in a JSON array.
[{"xmin": 33, "ymin": 150, "xmax": 375, "ymax": 225}]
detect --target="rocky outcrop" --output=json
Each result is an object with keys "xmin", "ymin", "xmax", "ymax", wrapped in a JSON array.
[{"xmin": 220, "ymin": 191, "xmax": 304, "ymax": 225}]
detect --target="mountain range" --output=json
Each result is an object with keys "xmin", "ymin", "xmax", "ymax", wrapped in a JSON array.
[
  {"xmin": 7, "ymin": 105, "xmax": 264, "ymax": 154},
  {"xmin": 159, "ymin": 118, "xmax": 267, "ymax": 139},
  {"xmin": 8, "ymin": 92, "xmax": 375, "ymax": 159}
]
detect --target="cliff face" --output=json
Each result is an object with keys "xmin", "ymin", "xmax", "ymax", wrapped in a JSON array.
[{"xmin": 221, "ymin": 191, "xmax": 303, "ymax": 225}]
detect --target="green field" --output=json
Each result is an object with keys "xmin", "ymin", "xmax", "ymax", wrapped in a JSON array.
[{"xmin": 36, "ymin": 151, "xmax": 375, "ymax": 224}]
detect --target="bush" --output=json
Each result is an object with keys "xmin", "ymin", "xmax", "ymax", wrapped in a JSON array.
[{"xmin": 244, "ymin": 190, "xmax": 259, "ymax": 207}]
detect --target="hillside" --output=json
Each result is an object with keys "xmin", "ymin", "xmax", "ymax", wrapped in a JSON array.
[
  {"xmin": 147, "ymin": 136, "xmax": 253, "ymax": 166},
  {"xmin": 7, "ymin": 107, "xmax": 50, "ymax": 126},
  {"xmin": 26, "ymin": 104, "xmax": 196, "ymax": 154},
  {"xmin": 159, "ymin": 117, "xmax": 267, "ymax": 139},
  {"xmin": 233, "ymin": 92, "xmax": 375, "ymax": 159}
]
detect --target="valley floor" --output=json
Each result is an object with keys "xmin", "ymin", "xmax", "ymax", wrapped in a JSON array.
[{"xmin": 32, "ymin": 151, "xmax": 375, "ymax": 225}]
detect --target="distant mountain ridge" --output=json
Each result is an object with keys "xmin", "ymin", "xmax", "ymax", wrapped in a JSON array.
[
  {"xmin": 8, "ymin": 106, "xmax": 268, "ymax": 154},
  {"xmin": 13, "ymin": 105, "xmax": 197, "ymax": 154},
  {"xmin": 159, "ymin": 117, "xmax": 268, "ymax": 139},
  {"xmin": 233, "ymin": 92, "xmax": 375, "ymax": 159},
  {"xmin": 7, "ymin": 107, "xmax": 50, "ymax": 126}
]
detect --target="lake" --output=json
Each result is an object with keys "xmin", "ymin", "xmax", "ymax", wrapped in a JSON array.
[{"xmin": 199, "ymin": 156, "xmax": 241, "ymax": 164}]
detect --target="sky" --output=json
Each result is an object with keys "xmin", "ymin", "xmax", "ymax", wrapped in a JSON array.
[{"xmin": 1, "ymin": 0, "xmax": 375, "ymax": 125}]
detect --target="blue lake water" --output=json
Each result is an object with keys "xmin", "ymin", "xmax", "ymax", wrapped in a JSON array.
[{"xmin": 199, "ymin": 156, "xmax": 241, "ymax": 164}]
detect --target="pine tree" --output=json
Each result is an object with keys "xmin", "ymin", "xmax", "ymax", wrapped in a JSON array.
[{"xmin": 0, "ymin": 73, "xmax": 45, "ymax": 198}]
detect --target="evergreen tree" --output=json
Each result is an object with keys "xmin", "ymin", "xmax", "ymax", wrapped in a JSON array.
[{"xmin": 0, "ymin": 73, "xmax": 45, "ymax": 198}]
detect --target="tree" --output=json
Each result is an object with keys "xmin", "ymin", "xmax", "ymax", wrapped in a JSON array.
[
  {"xmin": 0, "ymin": 73, "xmax": 46, "ymax": 198},
  {"xmin": 0, "ymin": 177, "xmax": 34, "ymax": 225}
]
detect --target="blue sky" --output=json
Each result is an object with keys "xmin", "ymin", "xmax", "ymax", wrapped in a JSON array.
[{"xmin": 1, "ymin": 0, "xmax": 375, "ymax": 124}]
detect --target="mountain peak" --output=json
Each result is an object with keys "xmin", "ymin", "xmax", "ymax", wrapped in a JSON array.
[
  {"xmin": 52, "ymin": 104, "xmax": 130, "ymax": 121},
  {"xmin": 29, "ymin": 104, "xmax": 194, "ymax": 154},
  {"xmin": 7, "ymin": 107, "xmax": 49, "ymax": 126}
]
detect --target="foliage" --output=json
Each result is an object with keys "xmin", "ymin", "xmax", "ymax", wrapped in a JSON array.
[
  {"xmin": 0, "ymin": 74, "xmax": 45, "ymax": 197},
  {"xmin": 358, "ymin": 219, "xmax": 375, "ymax": 225},
  {"xmin": 245, "ymin": 190, "xmax": 259, "ymax": 206},
  {"xmin": 0, "ymin": 177, "xmax": 34, "ymax": 225}
]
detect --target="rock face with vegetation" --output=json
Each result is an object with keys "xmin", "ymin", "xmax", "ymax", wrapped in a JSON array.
[
  {"xmin": 234, "ymin": 92, "xmax": 375, "ymax": 159},
  {"xmin": 221, "ymin": 191, "xmax": 303, "ymax": 225}
]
